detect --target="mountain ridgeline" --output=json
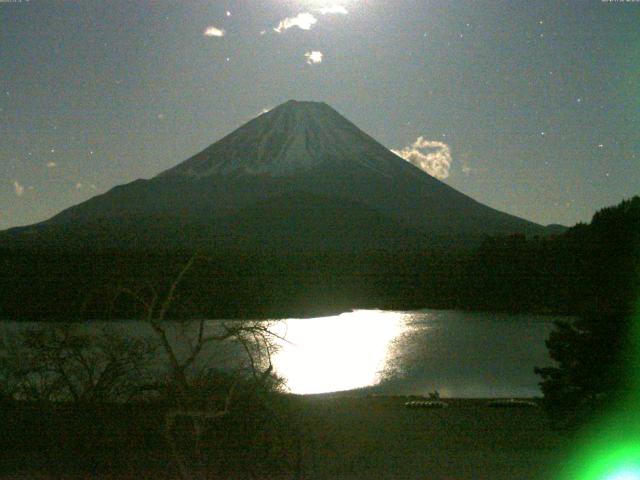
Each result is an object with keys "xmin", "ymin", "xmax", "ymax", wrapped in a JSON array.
[
  {"xmin": 3, "ymin": 101, "xmax": 550, "ymax": 252},
  {"xmin": 0, "ymin": 100, "xmax": 592, "ymax": 320}
]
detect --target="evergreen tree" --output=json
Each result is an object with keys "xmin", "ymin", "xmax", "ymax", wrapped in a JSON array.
[{"xmin": 535, "ymin": 313, "xmax": 634, "ymax": 431}]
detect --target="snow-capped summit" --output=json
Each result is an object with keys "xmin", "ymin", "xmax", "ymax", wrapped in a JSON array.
[
  {"xmin": 160, "ymin": 100, "xmax": 414, "ymax": 179},
  {"xmin": 3, "ymin": 99, "xmax": 550, "ymax": 250}
]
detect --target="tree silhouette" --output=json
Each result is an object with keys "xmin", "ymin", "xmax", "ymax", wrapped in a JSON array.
[
  {"xmin": 0, "ymin": 324, "xmax": 155, "ymax": 403},
  {"xmin": 535, "ymin": 196, "xmax": 640, "ymax": 432},
  {"xmin": 111, "ymin": 253, "xmax": 293, "ymax": 479},
  {"xmin": 535, "ymin": 313, "xmax": 634, "ymax": 431}
]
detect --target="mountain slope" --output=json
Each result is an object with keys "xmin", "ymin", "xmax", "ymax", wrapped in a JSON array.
[
  {"xmin": 6, "ymin": 100, "xmax": 547, "ymax": 250},
  {"xmin": 0, "ymin": 100, "xmax": 565, "ymax": 319}
]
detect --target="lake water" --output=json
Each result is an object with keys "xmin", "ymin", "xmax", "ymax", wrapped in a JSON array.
[
  {"xmin": 270, "ymin": 309, "xmax": 559, "ymax": 397},
  {"xmin": 1, "ymin": 309, "xmax": 562, "ymax": 398}
]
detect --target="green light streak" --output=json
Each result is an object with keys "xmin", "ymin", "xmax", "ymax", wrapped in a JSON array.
[
  {"xmin": 605, "ymin": 467, "xmax": 640, "ymax": 480},
  {"xmin": 557, "ymin": 294, "xmax": 640, "ymax": 480}
]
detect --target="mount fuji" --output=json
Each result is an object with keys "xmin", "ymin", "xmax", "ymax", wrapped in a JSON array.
[
  {"xmin": 3, "ymin": 100, "xmax": 548, "ymax": 251},
  {"xmin": 0, "ymin": 100, "xmax": 562, "ymax": 319}
]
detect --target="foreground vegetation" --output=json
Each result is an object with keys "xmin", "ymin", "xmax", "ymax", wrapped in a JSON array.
[
  {"xmin": 1, "ymin": 197, "xmax": 637, "ymax": 321},
  {"xmin": 0, "ymin": 197, "xmax": 637, "ymax": 477},
  {"xmin": 0, "ymin": 394, "xmax": 569, "ymax": 480},
  {"xmin": 0, "ymin": 301, "xmax": 298, "ymax": 479}
]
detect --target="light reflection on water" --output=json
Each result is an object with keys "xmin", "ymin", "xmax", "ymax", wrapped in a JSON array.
[
  {"xmin": 0, "ymin": 309, "xmax": 559, "ymax": 397},
  {"xmin": 269, "ymin": 309, "xmax": 558, "ymax": 397},
  {"xmin": 270, "ymin": 310, "xmax": 406, "ymax": 394}
]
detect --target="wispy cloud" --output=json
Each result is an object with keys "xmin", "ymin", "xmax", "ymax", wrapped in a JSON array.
[
  {"xmin": 305, "ymin": 50, "xmax": 323, "ymax": 64},
  {"xmin": 317, "ymin": 5, "xmax": 349, "ymax": 15},
  {"xmin": 274, "ymin": 13, "xmax": 317, "ymax": 33},
  {"xmin": 204, "ymin": 26, "xmax": 225, "ymax": 37},
  {"xmin": 46, "ymin": 161, "xmax": 57, "ymax": 168},
  {"xmin": 13, "ymin": 180, "xmax": 24, "ymax": 196},
  {"xmin": 392, "ymin": 137, "xmax": 453, "ymax": 179}
]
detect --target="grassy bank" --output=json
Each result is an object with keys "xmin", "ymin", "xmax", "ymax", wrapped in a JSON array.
[
  {"xmin": 0, "ymin": 395, "xmax": 571, "ymax": 479},
  {"xmin": 293, "ymin": 395, "xmax": 570, "ymax": 479}
]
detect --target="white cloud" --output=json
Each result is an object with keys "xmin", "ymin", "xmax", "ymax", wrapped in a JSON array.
[
  {"xmin": 274, "ymin": 13, "xmax": 317, "ymax": 33},
  {"xmin": 317, "ymin": 5, "xmax": 349, "ymax": 14},
  {"xmin": 204, "ymin": 26, "xmax": 225, "ymax": 37},
  {"xmin": 13, "ymin": 180, "xmax": 24, "ymax": 196},
  {"xmin": 305, "ymin": 50, "xmax": 323, "ymax": 64},
  {"xmin": 46, "ymin": 161, "xmax": 57, "ymax": 168},
  {"xmin": 392, "ymin": 137, "xmax": 453, "ymax": 179}
]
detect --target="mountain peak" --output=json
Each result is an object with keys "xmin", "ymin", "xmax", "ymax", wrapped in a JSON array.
[
  {"xmin": 159, "ymin": 100, "xmax": 405, "ymax": 178},
  {"xmin": 277, "ymin": 99, "xmax": 330, "ymax": 109},
  {"xmin": 263, "ymin": 99, "xmax": 337, "ymax": 123},
  {"xmin": 12, "ymin": 100, "xmax": 545, "ymax": 250},
  {"xmin": 280, "ymin": 99, "xmax": 323, "ymax": 106}
]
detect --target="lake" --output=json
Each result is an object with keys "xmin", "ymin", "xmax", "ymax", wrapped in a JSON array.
[
  {"xmin": 269, "ymin": 309, "xmax": 560, "ymax": 397},
  {"xmin": 0, "ymin": 309, "xmax": 562, "ymax": 398}
]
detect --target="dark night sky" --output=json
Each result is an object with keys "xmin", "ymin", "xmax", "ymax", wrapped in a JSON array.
[{"xmin": 1, "ymin": 0, "xmax": 638, "ymax": 230}]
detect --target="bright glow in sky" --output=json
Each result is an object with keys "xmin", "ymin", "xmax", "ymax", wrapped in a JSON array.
[{"xmin": 298, "ymin": 1, "xmax": 351, "ymax": 9}]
